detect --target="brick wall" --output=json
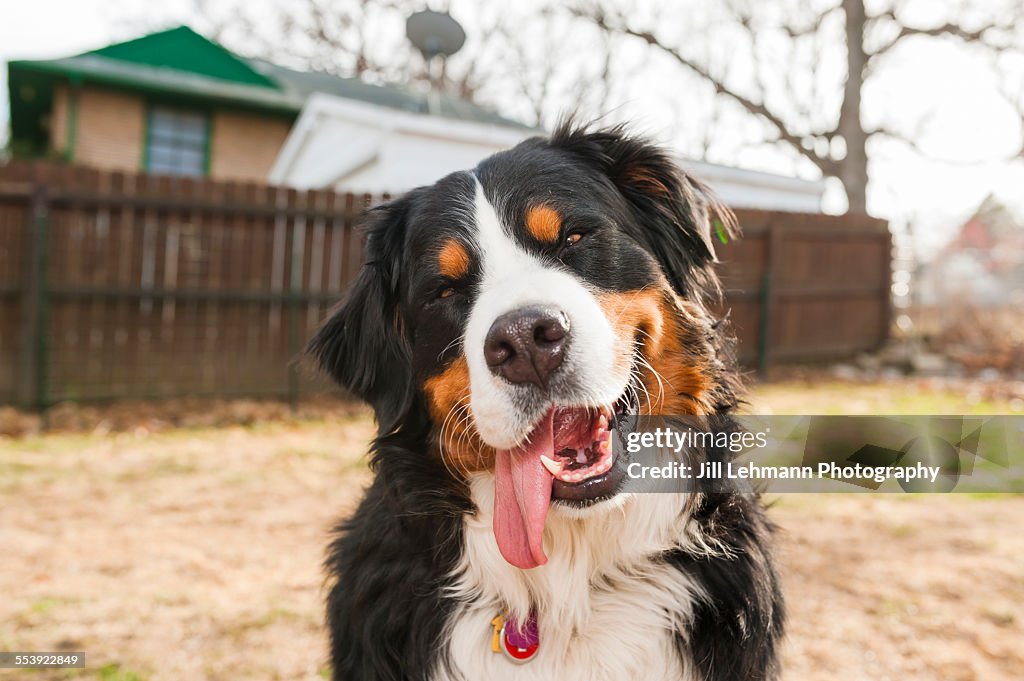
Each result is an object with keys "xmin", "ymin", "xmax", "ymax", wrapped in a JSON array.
[
  {"xmin": 69, "ymin": 86, "xmax": 146, "ymax": 170},
  {"xmin": 210, "ymin": 110, "xmax": 293, "ymax": 182}
]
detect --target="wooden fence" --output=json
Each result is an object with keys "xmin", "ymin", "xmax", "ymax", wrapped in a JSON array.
[
  {"xmin": 715, "ymin": 210, "xmax": 891, "ymax": 368},
  {"xmin": 0, "ymin": 162, "xmax": 890, "ymax": 408}
]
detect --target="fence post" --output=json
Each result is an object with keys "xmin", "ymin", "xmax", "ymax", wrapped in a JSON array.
[
  {"xmin": 878, "ymin": 225, "xmax": 893, "ymax": 349},
  {"xmin": 16, "ymin": 186, "xmax": 50, "ymax": 412},
  {"xmin": 757, "ymin": 222, "xmax": 781, "ymax": 377},
  {"xmin": 287, "ymin": 199, "xmax": 306, "ymax": 413}
]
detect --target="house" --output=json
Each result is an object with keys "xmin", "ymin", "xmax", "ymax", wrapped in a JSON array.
[
  {"xmin": 6, "ymin": 25, "xmax": 826, "ymax": 212},
  {"xmin": 915, "ymin": 195, "xmax": 1024, "ymax": 306},
  {"xmin": 5, "ymin": 25, "xmax": 525, "ymax": 183}
]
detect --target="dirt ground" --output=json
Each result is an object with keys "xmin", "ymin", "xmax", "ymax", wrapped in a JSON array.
[{"xmin": 1, "ymin": 380, "xmax": 1022, "ymax": 680}]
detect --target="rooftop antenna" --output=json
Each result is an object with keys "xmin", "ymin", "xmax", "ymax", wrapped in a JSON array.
[{"xmin": 406, "ymin": 8, "xmax": 466, "ymax": 114}]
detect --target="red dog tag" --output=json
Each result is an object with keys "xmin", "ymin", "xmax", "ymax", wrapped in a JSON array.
[{"xmin": 498, "ymin": 612, "xmax": 539, "ymax": 663}]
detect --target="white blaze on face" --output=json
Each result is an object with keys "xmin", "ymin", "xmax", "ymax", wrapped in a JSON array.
[{"xmin": 464, "ymin": 181, "xmax": 628, "ymax": 449}]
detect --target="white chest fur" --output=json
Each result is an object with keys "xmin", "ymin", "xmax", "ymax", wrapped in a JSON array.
[{"xmin": 435, "ymin": 475, "xmax": 702, "ymax": 681}]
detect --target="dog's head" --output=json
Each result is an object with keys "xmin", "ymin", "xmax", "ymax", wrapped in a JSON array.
[{"xmin": 310, "ymin": 123, "xmax": 738, "ymax": 569}]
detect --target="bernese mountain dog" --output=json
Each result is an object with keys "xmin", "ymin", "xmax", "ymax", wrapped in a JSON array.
[{"xmin": 309, "ymin": 122, "xmax": 784, "ymax": 681}]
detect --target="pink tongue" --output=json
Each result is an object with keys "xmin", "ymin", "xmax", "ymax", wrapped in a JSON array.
[{"xmin": 493, "ymin": 410, "xmax": 555, "ymax": 569}]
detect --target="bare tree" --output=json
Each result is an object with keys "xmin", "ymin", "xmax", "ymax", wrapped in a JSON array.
[
  {"xmin": 161, "ymin": 0, "xmax": 617, "ymax": 129},
  {"xmin": 576, "ymin": 0, "xmax": 1022, "ymax": 213}
]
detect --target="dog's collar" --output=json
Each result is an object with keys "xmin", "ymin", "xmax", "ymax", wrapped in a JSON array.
[{"xmin": 490, "ymin": 611, "xmax": 539, "ymax": 663}]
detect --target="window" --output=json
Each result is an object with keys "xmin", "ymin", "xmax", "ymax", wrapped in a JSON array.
[{"xmin": 145, "ymin": 106, "xmax": 208, "ymax": 177}]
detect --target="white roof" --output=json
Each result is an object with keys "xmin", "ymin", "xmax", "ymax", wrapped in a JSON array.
[
  {"xmin": 269, "ymin": 93, "xmax": 826, "ymax": 212},
  {"xmin": 268, "ymin": 92, "xmax": 534, "ymax": 191},
  {"xmin": 680, "ymin": 159, "xmax": 826, "ymax": 213}
]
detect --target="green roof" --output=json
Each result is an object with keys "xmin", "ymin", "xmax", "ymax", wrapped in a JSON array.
[
  {"xmin": 6, "ymin": 25, "xmax": 527, "ymax": 158},
  {"xmin": 89, "ymin": 27, "xmax": 277, "ymax": 88}
]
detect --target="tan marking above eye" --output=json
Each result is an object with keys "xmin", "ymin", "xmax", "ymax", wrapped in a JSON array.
[
  {"xmin": 437, "ymin": 239, "xmax": 471, "ymax": 280},
  {"xmin": 525, "ymin": 204, "xmax": 562, "ymax": 243}
]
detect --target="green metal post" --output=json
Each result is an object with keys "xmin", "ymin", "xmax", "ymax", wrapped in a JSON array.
[
  {"xmin": 64, "ymin": 77, "xmax": 80, "ymax": 162},
  {"xmin": 202, "ymin": 111, "xmax": 213, "ymax": 177},
  {"xmin": 141, "ymin": 105, "xmax": 153, "ymax": 171}
]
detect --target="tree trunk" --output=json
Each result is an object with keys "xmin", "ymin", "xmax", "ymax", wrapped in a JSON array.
[{"xmin": 840, "ymin": 0, "xmax": 870, "ymax": 213}]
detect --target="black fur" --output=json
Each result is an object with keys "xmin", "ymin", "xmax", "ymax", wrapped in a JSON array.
[
  {"xmin": 324, "ymin": 420, "xmax": 471, "ymax": 679},
  {"xmin": 668, "ymin": 492, "xmax": 785, "ymax": 681},
  {"xmin": 668, "ymin": 412, "xmax": 784, "ymax": 680},
  {"xmin": 308, "ymin": 197, "xmax": 417, "ymax": 434},
  {"xmin": 311, "ymin": 122, "xmax": 783, "ymax": 681}
]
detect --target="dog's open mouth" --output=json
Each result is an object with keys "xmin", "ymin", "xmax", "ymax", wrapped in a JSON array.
[
  {"xmin": 546, "ymin": 404, "xmax": 628, "ymax": 504},
  {"xmin": 492, "ymin": 394, "xmax": 633, "ymax": 570}
]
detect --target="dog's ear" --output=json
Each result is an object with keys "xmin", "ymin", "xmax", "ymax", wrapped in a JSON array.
[
  {"xmin": 550, "ymin": 122, "xmax": 737, "ymax": 301},
  {"xmin": 307, "ymin": 196, "xmax": 414, "ymax": 432}
]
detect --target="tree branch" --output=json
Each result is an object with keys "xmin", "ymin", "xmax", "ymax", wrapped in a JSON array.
[
  {"xmin": 870, "ymin": 124, "xmax": 1024, "ymax": 164},
  {"xmin": 994, "ymin": 70, "xmax": 1024, "ymax": 159},
  {"xmin": 780, "ymin": 0, "xmax": 843, "ymax": 39},
  {"xmin": 868, "ymin": 10, "xmax": 1016, "ymax": 62},
  {"xmin": 577, "ymin": 7, "xmax": 839, "ymax": 176}
]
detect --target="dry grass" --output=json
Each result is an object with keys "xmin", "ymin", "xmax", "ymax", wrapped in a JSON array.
[
  {"xmin": 775, "ymin": 495, "xmax": 1024, "ymax": 680},
  {"xmin": 0, "ymin": 396, "xmax": 366, "ymax": 439},
  {"xmin": 0, "ymin": 379, "xmax": 1022, "ymax": 680},
  {"xmin": 747, "ymin": 376, "xmax": 1024, "ymax": 415},
  {"xmin": 0, "ymin": 417, "xmax": 374, "ymax": 681}
]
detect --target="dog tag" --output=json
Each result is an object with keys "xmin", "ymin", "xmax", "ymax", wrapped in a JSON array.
[{"xmin": 497, "ymin": 612, "xmax": 539, "ymax": 663}]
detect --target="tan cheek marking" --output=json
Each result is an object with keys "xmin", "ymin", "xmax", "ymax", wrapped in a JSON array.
[
  {"xmin": 597, "ymin": 289, "xmax": 666, "ymax": 376},
  {"xmin": 651, "ymin": 294, "xmax": 718, "ymax": 415},
  {"xmin": 437, "ymin": 239, "xmax": 470, "ymax": 280},
  {"xmin": 598, "ymin": 286, "xmax": 715, "ymax": 416},
  {"xmin": 423, "ymin": 356, "xmax": 495, "ymax": 475},
  {"xmin": 525, "ymin": 204, "xmax": 562, "ymax": 243}
]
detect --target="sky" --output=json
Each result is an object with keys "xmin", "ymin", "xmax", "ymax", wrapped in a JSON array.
[{"xmin": 2, "ymin": 0, "xmax": 1023, "ymax": 258}]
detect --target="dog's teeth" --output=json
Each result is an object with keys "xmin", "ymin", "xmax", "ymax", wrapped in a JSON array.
[
  {"xmin": 540, "ymin": 455, "xmax": 564, "ymax": 475},
  {"xmin": 598, "ymin": 414, "xmax": 608, "ymax": 430}
]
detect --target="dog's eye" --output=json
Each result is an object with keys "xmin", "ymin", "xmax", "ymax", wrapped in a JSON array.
[
  {"xmin": 564, "ymin": 232, "xmax": 584, "ymax": 247},
  {"xmin": 438, "ymin": 287, "xmax": 456, "ymax": 299}
]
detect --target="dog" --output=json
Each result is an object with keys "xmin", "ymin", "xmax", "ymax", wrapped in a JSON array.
[{"xmin": 309, "ymin": 122, "xmax": 784, "ymax": 681}]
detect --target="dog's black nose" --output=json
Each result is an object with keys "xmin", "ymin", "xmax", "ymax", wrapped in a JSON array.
[{"xmin": 484, "ymin": 307, "xmax": 569, "ymax": 387}]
